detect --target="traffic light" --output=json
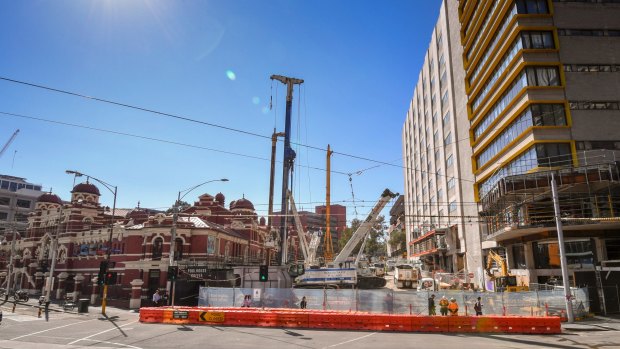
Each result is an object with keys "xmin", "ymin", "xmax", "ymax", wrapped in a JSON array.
[
  {"xmin": 167, "ymin": 266, "xmax": 178, "ymax": 281},
  {"xmin": 97, "ymin": 261, "xmax": 108, "ymax": 285},
  {"xmin": 259, "ymin": 265, "xmax": 268, "ymax": 282},
  {"xmin": 105, "ymin": 271, "xmax": 117, "ymax": 285}
]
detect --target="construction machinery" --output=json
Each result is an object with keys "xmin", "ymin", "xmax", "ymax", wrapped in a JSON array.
[
  {"xmin": 292, "ymin": 189, "xmax": 398, "ymax": 289},
  {"xmin": 0, "ymin": 130, "xmax": 19, "ymax": 159},
  {"xmin": 485, "ymin": 250, "xmax": 529, "ymax": 292}
]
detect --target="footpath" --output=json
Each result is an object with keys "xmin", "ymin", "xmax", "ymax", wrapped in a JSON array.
[{"xmin": 562, "ymin": 314, "xmax": 620, "ymax": 332}]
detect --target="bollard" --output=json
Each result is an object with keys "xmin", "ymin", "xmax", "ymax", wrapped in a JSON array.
[
  {"xmin": 12, "ymin": 302, "xmax": 16, "ymax": 313},
  {"xmin": 38, "ymin": 307, "xmax": 42, "ymax": 318}
]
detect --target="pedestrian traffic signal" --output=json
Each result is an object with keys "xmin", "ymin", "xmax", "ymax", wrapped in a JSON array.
[
  {"xmin": 167, "ymin": 266, "xmax": 178, "ymax": 281},
  {"xmin": 97, "ymin": 261, "xmax": 109, "ymax": 285},
  {"xmin": 105, "ymin": 272, "xmax": 117, "ymax": 285},
  {"xmin": 259, "ymin": 265, "xmax": 268, "ymax": 282}
]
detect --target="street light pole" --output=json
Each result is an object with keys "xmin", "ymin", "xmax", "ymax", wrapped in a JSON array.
[
  {"xmin": 168, "ymin": 178, "xmax": 228, "ymax": 306},
  {"xmin": 65, "ymin": 170, "xmax": 117, "ymax": 316}
]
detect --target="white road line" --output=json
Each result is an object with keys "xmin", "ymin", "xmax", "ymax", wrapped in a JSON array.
[
  {"xmin": 10, "ymin": 318, "xmax": 98, "ymax": 340},
  {"xmin": 322, "ymin": 332, "xmax": 377, "ymax": 348},
  {"xmin": 67, "ymin": 320, "xmax": 138, "ymax": 345},
  {"xmin": 79, "ymin": 338, "xmax": 143, "ymax": 349}
]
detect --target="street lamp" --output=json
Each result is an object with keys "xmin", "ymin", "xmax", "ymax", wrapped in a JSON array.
[
  {"xmin": 65, "ymin": 170, "xmax": 117, "ymax": 316},
  {"xmin": 168, "ymin": 178, "xmax": 228, "ymax": 306}
]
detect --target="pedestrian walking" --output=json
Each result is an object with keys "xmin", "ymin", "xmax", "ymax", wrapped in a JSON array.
[
  {"xmin": 474, "ymin": 297, "xmax": 483, "ymax": 316},
  {"xmin": 152, "ymin": 289, "xmax": 162, "ymax": 306},
  {"xmin": 448, "ymin": 298, "xmax": 459, "ymax": 316},
  {"xmin": 428, "ymin": 294, "xmax": 436, "ymax": 316},
  {"xmin": 300, "ymin": 296, "xmax": 307, "ymax": 309},
  {"xmin": 439, "ymin": 296, "xmax": 449, "ymax": 316}
]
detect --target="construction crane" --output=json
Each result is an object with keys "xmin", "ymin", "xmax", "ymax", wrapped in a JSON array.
[
  {"xmin": 485, "ymin": 249, "xmax": 528, "ymax": 292},
  {"xmin": 0, "ymin": 129, "xmax": 19, "ymax": 159},
  {"xmin": 288, "ymin": 190, "xmax": 320, "ymax": 268}
]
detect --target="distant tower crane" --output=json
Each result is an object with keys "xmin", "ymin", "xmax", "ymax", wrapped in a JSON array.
[{"xmin": 0, "ymin": 129, "xmax": 19, "ymax": 159}]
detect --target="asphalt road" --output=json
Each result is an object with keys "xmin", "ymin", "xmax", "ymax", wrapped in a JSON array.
[{"xmin": 2, "ymin": 300, "xmax": 620, "ymax": 349}]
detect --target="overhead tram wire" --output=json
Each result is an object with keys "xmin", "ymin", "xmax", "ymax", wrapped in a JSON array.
[{"xmin": 0, "ymin": 76, "xmax": 476, "ymax": 184}]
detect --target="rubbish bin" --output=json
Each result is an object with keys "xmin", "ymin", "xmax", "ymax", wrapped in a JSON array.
[{"xmin": 78, "ymin": 299, "xmax": 90, "ymax": 313}]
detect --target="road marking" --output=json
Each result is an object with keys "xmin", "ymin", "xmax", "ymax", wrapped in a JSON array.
[
  {"xmin": 67, "ymin": 320, "xmax": 138, "ymax": 346},
  {"xmin": 10, "ymin": 319, "xmax": 98, "ymax": 340},
  {"xmin": 322, "ymin": 332, "xmax": 377, "ymax": 348},
  {"xmin": 80, "ymin": 338, "xmax": 143, "ymax": 349}
]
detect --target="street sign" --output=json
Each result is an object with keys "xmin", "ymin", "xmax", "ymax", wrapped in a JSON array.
[
  {"xmin": 172, "ymin": 311, "xmax": 189, "ymax": 319},
  {"xmin": 185, "ymin": 266, "xmax": 210, "ymax": 279},
  {"xmin": 199, "ymin": 311, "xmax": 225, "ymax": 322}
]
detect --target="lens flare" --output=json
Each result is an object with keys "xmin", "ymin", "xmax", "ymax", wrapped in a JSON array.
[
  {"xmin": 252, "ymin": 97, "xmax": 260, "ymax": 105},
  {"xmin": 261, "ymin": 106, "xmax": 270, "ymax": 114},
  {"xmin": 226, "ymin": 70, "xmax": 236, "ymax": 80}
]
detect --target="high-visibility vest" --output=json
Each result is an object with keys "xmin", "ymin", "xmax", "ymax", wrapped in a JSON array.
[{"xmin": 448, "ymin": 302, "xmax": 459, "ymax": 315}]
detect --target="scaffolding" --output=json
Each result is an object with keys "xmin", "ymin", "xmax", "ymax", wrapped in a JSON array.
[{"xmin": 480, "ymin": 151, "xmax": 620, "ymax": 239}]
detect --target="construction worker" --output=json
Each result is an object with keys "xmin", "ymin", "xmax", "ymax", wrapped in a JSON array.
[
  {"xmin": 448, "ymin": 298, "xmax": 459, "ymax": 316},
  {"xmin": 428, "ymin": 294, "xmax": 436, "ymax": 316},
  {"xmin": 439, "ymin": 296, "xmax": 449, "ymax": 316}
]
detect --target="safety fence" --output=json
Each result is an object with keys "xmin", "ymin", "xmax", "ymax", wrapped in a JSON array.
[
  {"xmin": 198, "ymin": 287, "xmax": 589, "ymax": 318},
  {"xmin": 139, "ymin": 306, "xmax": 561, "ymax": 334}
]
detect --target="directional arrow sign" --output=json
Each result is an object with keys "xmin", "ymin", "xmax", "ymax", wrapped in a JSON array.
[{"xmin": 199, "ymin": 311, "xmax": 225, "ymax": 323}]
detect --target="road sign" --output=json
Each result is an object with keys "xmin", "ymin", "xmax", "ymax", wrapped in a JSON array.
[
  {"xmin": 172, "ymin": 311, "xmax": 189, "ymax": 319},
  {"xmin": 199, "ymin": 311, "xmax": 225, "ymax": 322}
]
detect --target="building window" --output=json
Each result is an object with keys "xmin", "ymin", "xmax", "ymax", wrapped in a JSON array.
[
  {"xmin": 526, "ymin": 66, "xmax": 560, "ymax": 86},
  {"xmin": 433, "ymin": 130, "xmax": 439, "ymax": 144},
  {"xmin": 512, "ymin": 244, "xmax": 527, "ymax": 269},
  {"xmin": 152, "ymin": 237, "xmax": 163, "ymax": 260},
  {"xmin": 0, "ymin": 212, "xmax": 7, "ymax": 220},
  {"xmin": 576, "ymin": 141, "xmax": 620, "ymax": 151},
  {"xmin": 446, "ymin": 154, "xmax": 454, "ymax": 168},
  {"xmin": 448, "ymin": 201, "xmax": 457, "ymax": 213},
  {"xmin": 16, "ymin": 199, "xmax": 31, "ymax": 209},
  {"xmin": 443, "ymin": 111, "xmax": 450, "ymax": 127},
  {"xmin": 444, "ymin": 132, "xmax": 452, "ymax": 145},
  {"xmin": 558, "ymin": 28, "xmax": 620, "ymax": 37},
  {"xmin": 0, "ymin": 197, "xmax": 9, "ymax": 206},
  {"xmin": 569, "ymin": 101, "xmax": 620, "ymax": 110},
  {"xmin": 521, "ymin": 31, "xmax": 555, "ymax": 49},
  {"xmin": 536, "ymin": 143, "xmax": 573, "ymax": 167},
  {"xmin": 447, "ymin": 177, "xmax": 455, "ymax": 189},
  {"xmin": 515, "ymin": 0, "xmax": 549, "ymax": 14},
  {"xmin": 174, "ymin": 238, "xmax": 183, "ymax": 261},
  {"xmin": 565, "ymin": 64, "xmax": 620, "ymax": 73},
  {"xmin": 533, "ymin": 240, "xmax": 595, "ymax": 269}
]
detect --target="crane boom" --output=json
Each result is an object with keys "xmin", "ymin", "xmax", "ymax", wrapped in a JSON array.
[
  {"xmin": 332, "ymin": 189, "xmax": 398, "ymax": 266},
  {"xmin": 288, "ymin": 190, "xmax": 311, "ymax": 263},
  {"xmin": 0, "ymin": 129, "xmax": 19, "ymax": 158}
]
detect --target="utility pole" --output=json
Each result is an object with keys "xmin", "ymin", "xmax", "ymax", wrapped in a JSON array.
[
  {"xmin": 44, "ymin": 210, "xmax": 63, "ymax": 317},
  {"xmin": 270, "ymin": 74, "xmax": 303, "ymax": 265},
  {"xmin": 324, "ymin": 145, "xmax": 334, "ymax": 262},
  {"xmin": 5, "ymin": 223, "xmax": 18, "ymax": 294},
  {"xmin": 267, "ymin": 130, "xmax": 285, "ymax": 266},
  {"xmin": 551, "ymin": 172, "xmax": 575, "ymax": 323}
]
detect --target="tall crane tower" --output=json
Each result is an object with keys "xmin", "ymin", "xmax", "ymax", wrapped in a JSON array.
[{"xmin": 0, "ymin": 129, "xmax": 19, "ymax": 159}]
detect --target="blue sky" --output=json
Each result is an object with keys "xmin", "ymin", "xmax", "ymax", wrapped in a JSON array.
[{"xmin": 0, "ymin": 0, "xmax": 441, "ymax": 224}]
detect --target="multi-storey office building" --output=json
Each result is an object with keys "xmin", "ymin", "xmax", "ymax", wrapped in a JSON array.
[
  {"xmin": 0, "ymin": 175, "xmax": 44, "ymax": 234},
  {"xmin": 460, "ymin": 0, "xmax": 620, "ymax": 291},
  {"xmin": 403, "ymin": 1, "xmax": 483, "ymax": 285}
]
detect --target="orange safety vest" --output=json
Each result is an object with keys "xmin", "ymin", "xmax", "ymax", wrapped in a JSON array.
[
  {"xmin": 439, "ymin": 299, "xmax": 449, "ymax": 308},
  {"xmin": 448, "ymin": 302, "xmax": 459, "ymax": 315}
]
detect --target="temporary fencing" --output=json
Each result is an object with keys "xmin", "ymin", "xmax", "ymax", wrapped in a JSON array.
[
  {"xmin": 139, "ymin": 306, "xmax": 561, "ymax": 334},
  {"xmin": 197, "ymin": 286, "xmax": 589, "ymax": 318}
]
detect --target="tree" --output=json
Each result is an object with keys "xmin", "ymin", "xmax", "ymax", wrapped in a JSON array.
[
  {"xmin": 388, "ymin": 229, "xmax": 406, "ymax": 255},
  {"xmin": 337, "ymin": 216, "xmax": 386, "ymax": 260},
  {"xmin": 165, "ymin": 200, "xmax": 191, "ymax": 214},
  {"xmin": 338, "ymin": 218, "xmax": 361, "ymax": 253}
]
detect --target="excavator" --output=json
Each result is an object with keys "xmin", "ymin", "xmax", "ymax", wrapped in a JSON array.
[
  {"xmin": 290, "ymin": 189, "xmax": 398, "ymax": 289},
  {"xmin": 485, "ymin": 250, "xmax": 528, "ymax": 292}
]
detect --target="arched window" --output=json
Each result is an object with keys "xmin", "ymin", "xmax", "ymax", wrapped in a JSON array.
[
  {"xmin": 152, "ymin": 237, "xmax": 163, "ymax": 260},
  {"xmin": 174, "ymin": 238, "xmax": 183, "ymax": 261}
]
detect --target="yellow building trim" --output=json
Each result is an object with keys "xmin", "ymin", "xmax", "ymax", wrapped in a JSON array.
[
  {"xmin": 466, "ymin": 25, "xmax": 558, "ymax": 97},
  {"xmin": 474, "ymin": 139, "xmax": 576, "ymax": 201},
  {"xmin": 464, "ymin": 1, "xmax": 515, "ymax": 70},
  {"xmin": 461, "ymin": 0, "xmax": 495, "ymax": 53},
  {"xmin": 475, "ymin": 125, "xmax": 571, "ymax": 173},
  {"xmin": 473, "ymin": 99, "xmax": 569, "ymax": 155},
  {"xmin": 469, "ymin": 61, "xmax": 564, "ymax": 125},
  {"xmin": 460, "ymin": 0, "xmax": 480, "ymax": 36}
]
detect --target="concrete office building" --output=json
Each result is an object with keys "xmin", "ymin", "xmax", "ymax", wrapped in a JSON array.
[
  {"xmin": 459, "ymin": 0, "xmax": 620, "ymax": 296},
  {"xmin": 402, "ymin": 1, "xmax": 483, "ymax": 286},
  {"xmin": 0, "ymin": 175, "xmax": 44, "ymax": 233}
]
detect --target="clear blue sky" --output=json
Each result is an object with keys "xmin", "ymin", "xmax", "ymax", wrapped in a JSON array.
[{"xmin": 0, "ymin": 0, "xmax": 441, "ymax": 224}]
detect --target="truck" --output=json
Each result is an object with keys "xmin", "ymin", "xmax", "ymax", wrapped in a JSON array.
[
  {"xmin": 292, "ymin": 189, "xmax": 398, "ymax": 289},
  {"xmin": 485, "ymin": 250, "xmax": 529, "ymax": 292},
  {"xmin": 393, "ymin": 264, "xmax": 420, "ymax": 289}
]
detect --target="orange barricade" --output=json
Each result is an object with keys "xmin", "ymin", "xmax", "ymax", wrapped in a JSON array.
[
  {"xmin": 448, "ymin": 316, "xmax": 478, "ymax": 333},
  {"xmin": 412, "ymin": 316, "xmax": 449, "ymax": 332}
]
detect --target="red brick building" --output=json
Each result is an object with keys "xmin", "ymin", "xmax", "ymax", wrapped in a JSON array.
[{"xmin": 0, "ymin": 181, "xmax": 269, "ymax": 308}]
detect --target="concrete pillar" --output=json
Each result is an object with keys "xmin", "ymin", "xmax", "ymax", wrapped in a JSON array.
[
  {"xmin": 73, "ymin": 274, "xmax": 84, "ymax": 301},
  {"xmin": 524, "ymin": 242, "xmax": 537, "ymax": 284},
  {"xmin": 56, "ymin": 272, "xmax": 69, "ymax": 300},
  {"xmin": 129, "ymin": 279, "xmax": 144, "ymax": 309},
  {"xmin": 90, "ymin": 279, "xmax": 100, "ymax": 305}
]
